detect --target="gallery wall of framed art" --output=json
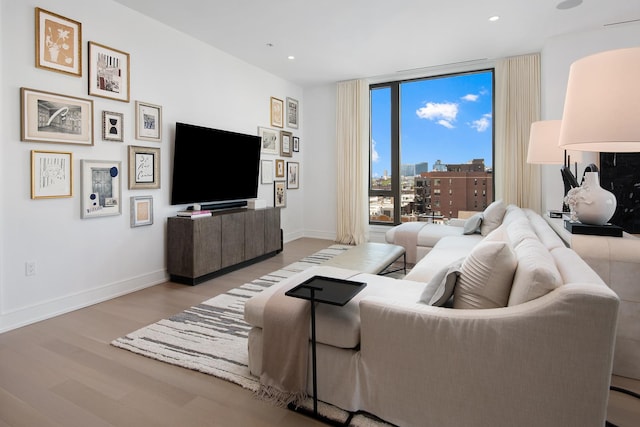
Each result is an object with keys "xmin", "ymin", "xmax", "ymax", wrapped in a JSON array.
[
  {"xmin": 20, "ymin": 4, "xmax": 304, "ymax": 224},
  {"xmin": 257, "ymin": 93, "xmax": 302, "ymax": 208},
  {"xmin": 3, "ymin": 0, "xmax": 305, "ymax": 334},
  {"xmin": 22, "ymin": 5, "xmax": 168, "ymax": 225}
]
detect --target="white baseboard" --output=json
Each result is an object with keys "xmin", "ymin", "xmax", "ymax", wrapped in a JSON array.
[
  {"xmin": 0, "ymin": 269, "xmax": 168, "ymax": 333},
  {"xmin": 299, "ymin": 229, "xmax": 336, "ymax": 242}
]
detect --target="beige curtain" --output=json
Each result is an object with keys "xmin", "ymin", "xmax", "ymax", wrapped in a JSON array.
[
  {"xmin": 495, "ymin": 53, "xmax": 541, "ymax": 211},
  {"xmin": 335, "ymin": 79, "xmax": 369, "ymax": 245}
]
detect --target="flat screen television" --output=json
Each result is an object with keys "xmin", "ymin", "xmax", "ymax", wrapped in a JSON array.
[{"xmin": 171, "ymin": 122, "xmax": 261, "ymax": 208}]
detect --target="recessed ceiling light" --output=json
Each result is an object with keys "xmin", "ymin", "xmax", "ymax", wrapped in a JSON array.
[
  {"xmin": 488, "ymin": 15, "xmax": 500, "ymax": 22},
  {"xmin": 287, "ymin": 55, "xmax": 295, "ymax": 60},
  {"xmin": 557, "ymin": 0, "xmax": 583, "ymax": 10}
]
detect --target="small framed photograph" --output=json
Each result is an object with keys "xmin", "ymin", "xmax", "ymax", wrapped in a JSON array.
[
  {"xmin": 270, "ymin": 97, "xmax": 284, "ymax": 128},
  {"xmin": 293, "ymin": 136, "xmax": 300, "ymax": 152},
  {"xmin": 280, "ymin": 130, "xmax": 293, "ymax": 157},
  {"xmin": 135, "ymin": 101, "xmax": 162, "ymax": 142},
  {"xmin": 287, "ymin": 162, "xmax": 299, "ymax": 189},
  {"xmin": 274, "ymin": 181, "xmax": 286, "ymax": 208},
  {"xmin": 258, "ymin": 126, "xmax": 279, "ymax": 155},
  {"xmin": 102, "ymin": 111, "xmax": 124, "ymax": 141},
  {"xmin": 88, "ymin": 41, "xmax": 130, "ymax": 102},
  {"xmin": 128, "ymin": 145, "xmax": 160, "ymax": 189},
  {"xmin": 130, "ymin": 196, "xmax": 153, "ymax": 227},
  {"xmin": 31, "ymin": 150, "xmax": 73, "ymax": 199},
  {"xmin": 35, "ymin": 7, "xmax": 82, "ymax": 77},
  {"xmin": 261, "ymin": 160, "xmax": 274, "ymax": 184},
  {"xmin": 275, "ymin": 159, "xmax": 285, "ymax": 178},
  {"xmin": 81, "ymin": 159, "xmax": 122, "ymax": 219},
  {"xmin": 21, "ymin": 87, "xmax": 93, "ymax": 145},
  {"xmin": 286, "ymin": 97, "xmax": 299, "ymax": 129}
]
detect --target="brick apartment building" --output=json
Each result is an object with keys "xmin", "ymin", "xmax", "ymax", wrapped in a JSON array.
[{"xmin": 411, "ymin": 159, "xmax": 493, "ymax": 220}]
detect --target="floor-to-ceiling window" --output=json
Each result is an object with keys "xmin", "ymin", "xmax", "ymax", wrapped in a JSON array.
[{"xmin": 369, "ymin": 70, "xmax": 494, "ymax": 225}]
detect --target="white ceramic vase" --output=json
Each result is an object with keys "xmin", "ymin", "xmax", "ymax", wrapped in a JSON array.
[{"xmin": 574, "ymin": 172, "xmax": 617, "ymax": 225}]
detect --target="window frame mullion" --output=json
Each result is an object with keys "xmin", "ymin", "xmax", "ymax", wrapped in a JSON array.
[{"xmin": 390, "ymin": 82, "xmax": 400, "ymax": 225}]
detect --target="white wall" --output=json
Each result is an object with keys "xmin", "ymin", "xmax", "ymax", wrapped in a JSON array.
[
  {"xmin": 301, "ymin": 84, "xmax": 338, "ymax": 241},
  {"xmin": 540, "ymin": 22, "xmax": 640, "ymax": 212},
  {"xmin": 0, "ymin": 0, "xmax": 304, "ymax": 332}
]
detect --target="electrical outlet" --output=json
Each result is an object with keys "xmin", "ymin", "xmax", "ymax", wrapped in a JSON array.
[{"xmin": 25, "ymin": 261, "xmax": 36, "ymax": 276}]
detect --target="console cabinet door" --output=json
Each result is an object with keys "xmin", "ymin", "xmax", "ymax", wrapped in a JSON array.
[
  {"xmin": 265, "ymin": 207, "xmax": 282, "ymax": 253},
  {"xmin": 167, "ymin": 216, "xmax": 221, "ymax": 278},
  {"xmin": 245, "ymin": 209, "xmax": 265, "ymax": 260},
  {"xmin": 221, "ymin": 211, "xmax": 245, "ymax": 268},
  {"xmin": 193, "ymin": 216, "xmax": 223, "ymax": 276}
]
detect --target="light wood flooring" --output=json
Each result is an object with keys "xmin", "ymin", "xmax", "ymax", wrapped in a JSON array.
[{"xmin": 0, "ymin": 237, "xmax": 638, "ymax": 427}]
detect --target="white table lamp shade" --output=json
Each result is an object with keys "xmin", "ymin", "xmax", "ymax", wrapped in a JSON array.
[
  {"xmin": 527, "ymin": 120, "xmax": 563, "ymax": 164},
  {"xmin": 559, "ymin": 47, "xmax": 640, "ymax": 152}
]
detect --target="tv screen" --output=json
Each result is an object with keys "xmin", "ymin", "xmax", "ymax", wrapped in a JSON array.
[{"xmin": 171, "ymin": 122, "xmax": 261, "ymax": 207}]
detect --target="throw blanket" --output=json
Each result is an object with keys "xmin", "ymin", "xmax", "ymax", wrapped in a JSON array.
[
  {"xmin": 257, "ymin": 288, "xmax": 310, "ymax": 406},
  {"xmin": 392, "ymin": 222, "xmax": 427, "ymax": 264}
]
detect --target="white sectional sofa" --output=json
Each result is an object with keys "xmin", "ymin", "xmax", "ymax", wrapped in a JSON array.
[{"xmin": 244, "ymin": 203, "xmax": 619, "ymax": 427}]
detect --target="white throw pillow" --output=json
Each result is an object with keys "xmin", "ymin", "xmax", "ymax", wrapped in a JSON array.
[
  {"xmin": 418, "ymin": 258, "xmax": 463, "ymax": 306},
  {"xmin": 463, "ymin": 213, "xmax": 483, "ymax": 235},
  {"xmin": 454, "ymin": 240, "xmax": 517, "ymax": 309},
  {"xmin": 480, "ymin": 200, "xmax": 507, "ymax": 236},
  {"xmin": 507, "ymin": 238, "xmax": 563, "ymax": 306}
]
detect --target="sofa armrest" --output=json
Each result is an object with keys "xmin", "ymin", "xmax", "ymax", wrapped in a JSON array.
[{"xmin": 357, "ymin": 284, "xmax": 618, "ymax": 427}]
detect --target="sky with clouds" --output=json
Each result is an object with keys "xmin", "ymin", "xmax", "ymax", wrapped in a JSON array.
[{"xmin": 371, "ymin": 71, "xmax": 493, "ymax": 178}]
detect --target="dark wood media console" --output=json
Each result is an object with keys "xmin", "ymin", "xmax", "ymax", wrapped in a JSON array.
[{"xmin": 167, "ymin": 207, "xmax": 282, "ymax": 285}]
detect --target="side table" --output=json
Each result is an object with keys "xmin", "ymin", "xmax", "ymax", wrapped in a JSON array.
[{"xmin": 285, "ymin": 275, "xmax": 366, "ymax": 424}]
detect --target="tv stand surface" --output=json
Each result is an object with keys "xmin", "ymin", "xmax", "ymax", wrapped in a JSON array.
[{"xmin": 167, "ymin": 207, "xmax": 281, "ymax": 285}]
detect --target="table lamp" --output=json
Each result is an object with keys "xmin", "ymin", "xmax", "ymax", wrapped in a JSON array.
[
  {"xmin": 527, "ymin": 120, "xmax": 580, "ymax": 212},
  {"xmin": 559, "ymin": 46, "xmax": 640, "ymax": 225}
]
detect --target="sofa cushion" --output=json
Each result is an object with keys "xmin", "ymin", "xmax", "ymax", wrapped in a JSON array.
[
  {"xmin": 454, "ymin": 240, "xmax": 517, "ymax": 309},
  {"xmin": 524, "ymin": 209, "xmax": 567, "ymax": 251},
  {"xmin": 480, "ymin": 200, "xmax": 507, "ymax": 236},
  {"xmin": 501, "ymin": 204, "xmax": 527, "ymax": 226},
  {"xmin": 404, "ymin": 235, "xmax": 483, "ymax": 282},
  {"xmin": 508, "ymin": 238, "xmax": 563, "ymax": 306},
  {"xmin": 551, "ymin": 247, "xmax": 605, "ymax": 285},
  {"xmin": 416, "ymin": 224, "xmax": 466, "ymax": 248},
  {"xmin": 418, "ymin": 258, "xmax": 463, "ymax": 306},
  {"xmin": 463, "ymin": 213, "xmax": 483, "ymax": 235},
  {"xmin": 482, "ymin": 223, "xmax": 507, "ymax": 242},
  {"xmin": 506, "ymin": 217, "xmax": 538, "ymax": 248}
]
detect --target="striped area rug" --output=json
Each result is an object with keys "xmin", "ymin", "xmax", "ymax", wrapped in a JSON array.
[{"xmin": 111, "ymin": 244, "xmax": 394, "ymax": 426}]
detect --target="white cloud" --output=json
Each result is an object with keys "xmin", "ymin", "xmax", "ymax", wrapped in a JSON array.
[
  {"xmin": 471, "ymin": 113, "xmax": 492, "ymax": 132},
  {"xmin": 416, "ymin": 102, "xmax": 458, "ymax": 128},
  {"xmin": 437, "ymin": 119, "xmax": 455, "ymax": 129},
  {"xmin": 371, "ymin": 139, "xmax": 380, "ymax": 163},
  {"xmin": 461, "ymin": 94, "xmax": 479, "ymax": 102}
]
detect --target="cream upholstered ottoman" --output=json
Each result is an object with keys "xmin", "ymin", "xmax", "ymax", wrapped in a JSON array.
[{"xmin": 323, "ymin": 242, "xmax": 406, "ymax": 275}]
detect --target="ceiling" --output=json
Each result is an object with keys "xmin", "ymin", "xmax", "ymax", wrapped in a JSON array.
[{"xmin": 113, "ymin": 0, "xmax": 640, "ymax": 87}]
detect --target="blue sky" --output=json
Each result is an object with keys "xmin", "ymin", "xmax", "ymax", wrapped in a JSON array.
[{"xmin": 371, "ymin": 71, "xmax": 493, "ymax": 178}]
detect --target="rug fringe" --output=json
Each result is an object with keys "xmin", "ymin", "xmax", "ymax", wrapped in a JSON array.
[{"xmin": 255, "ymin": 384, "xmax": 307, "ymax": 408}]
